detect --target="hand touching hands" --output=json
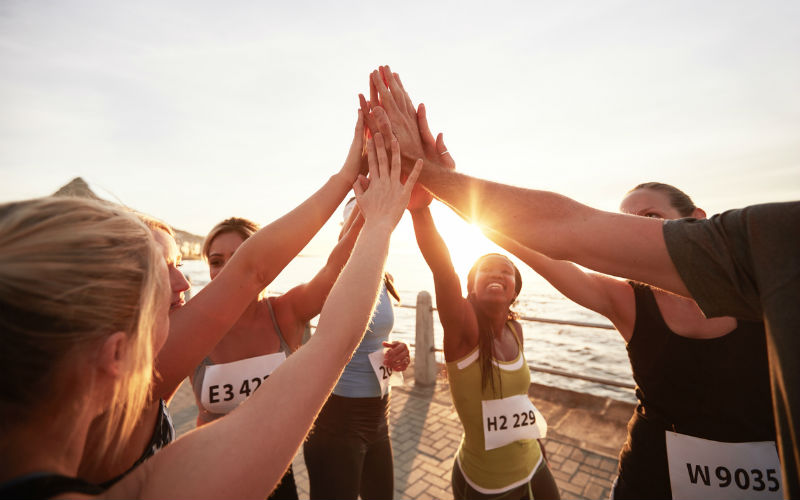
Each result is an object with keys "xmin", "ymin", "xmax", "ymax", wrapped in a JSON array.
[{"xmin": 353, "ymin": 132, "xmax": 422, "ymax": 232}]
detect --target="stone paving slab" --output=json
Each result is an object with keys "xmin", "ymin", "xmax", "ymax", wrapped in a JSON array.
[{"xmin": 170, "ymin": 371, "xmax": 622, "ymax": 499}]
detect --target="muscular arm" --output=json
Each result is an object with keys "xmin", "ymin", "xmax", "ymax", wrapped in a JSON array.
[
  {"xmin": 154, "ymin": 113, "xmax": 366, "ymax": 401},
  {"xmin": 482, "ymin": 227, "xmax": 636, "ymax": 341},
  {"xmin": 275, "ymin": 213, "xmax": 365, "ymax": 349},
  {"xmin": 409, "ymin": 206, "xmax": 475, "ymax": 360}
]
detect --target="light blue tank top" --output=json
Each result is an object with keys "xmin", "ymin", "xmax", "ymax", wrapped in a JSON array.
[{"xmin": 333, "ymin": 284, "xmax": 395, "ymax": 398}]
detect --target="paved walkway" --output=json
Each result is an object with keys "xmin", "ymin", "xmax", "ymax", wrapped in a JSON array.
[{"xmin": 170, "ymin": 371, "xmax": 622, "ymax": 499}]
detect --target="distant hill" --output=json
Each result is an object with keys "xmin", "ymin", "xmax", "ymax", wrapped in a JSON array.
[{"xmin": 52, "ymin": 177, "xmax": 205, "ymax": 259}]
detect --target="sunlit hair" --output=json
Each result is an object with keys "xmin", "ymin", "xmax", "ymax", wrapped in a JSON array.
[
  {"xmin": 202, "ymin": 217, "xmax": 261, "ymax": 261},
  {"xmin": 138, "ymin": 212, "xmax": 175, "ymax": 237},
  {"xmin": 629, "ymin": 182, "xmax": 697, "ymax": 217},
  {"xmin": 0, "ymin": 197, "xmax": 166, "ymax": 467},
  {"xmin": 465, "ymin": 253, "xmax": 522, "ymax": 396}
]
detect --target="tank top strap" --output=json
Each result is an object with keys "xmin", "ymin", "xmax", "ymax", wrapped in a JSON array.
[
  {"xmin": 629, "ymin": 281, "xmax": 671, "ymax": 337},
  {"xmin": 506, "ymin": 320, "xmax": 523, "ymax": 349},
  {"xmin": 266, "ymin": 296, "xmax": 294, "ymax": 355}
]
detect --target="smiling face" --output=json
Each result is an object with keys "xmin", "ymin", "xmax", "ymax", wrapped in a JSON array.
[
  {"xmin": 206, "ymin": 231, "xmax": 246, "ymax": 280},
  {"xmin": 469, "ymin": 254, "xmax": 518, "ymax": 307},
  {"xmin": 151, "ymin": 229, "xmax": 191, "ymax": 312}
]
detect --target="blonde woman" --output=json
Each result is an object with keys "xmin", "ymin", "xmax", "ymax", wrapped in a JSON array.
[{"xmin": 0, "ymin": 130, "xmax": 421, "ymax": 498}]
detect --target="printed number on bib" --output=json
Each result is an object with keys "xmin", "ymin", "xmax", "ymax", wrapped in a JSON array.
[
  {"xmin": 201, "ymin": 352, "xmax": 286, "ymax": 414},
  {"xmin": 481, "ymin": 394, "xmax": 547, "ymax": 450},
  {"xmin": 665, "ymin": 431, "xmax": 783, "ymax": 500},
  {"xmin": 368, "ymin": 349, "xmax": 403, "ymax": 397}
]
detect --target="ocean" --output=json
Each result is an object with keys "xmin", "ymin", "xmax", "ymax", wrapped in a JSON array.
[{"xmin": 182, "ymin": 251, "xmax": 636, "ymax": 404}]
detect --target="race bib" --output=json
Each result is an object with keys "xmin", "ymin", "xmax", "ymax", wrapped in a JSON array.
[
  {"xmin": 665, "ymin": 431, "xmax": 783, "ymax": 499},
  {"xmin": 481, "ymin": 394, "xmax": 547, "ymax": 450},
  {"xmin": 200, "ymin": 352, "xmax": 286, "ymax": 414},
  {"xmin": 367, "ymin": 349, "xmax": 404, "ymax": 397}
]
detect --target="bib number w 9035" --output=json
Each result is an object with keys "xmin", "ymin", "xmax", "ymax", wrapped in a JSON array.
[
  {"xmin": 665, "ymin": 431, "xmax": 783, "ymax": 499},
  {"xmin": 481, "ymin": 394, "xmax": 547, "ymax": 450}
]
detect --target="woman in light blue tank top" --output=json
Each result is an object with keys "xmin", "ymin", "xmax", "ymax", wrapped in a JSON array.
[{"xmin": 303, "ymin": 199, "xmax": 411, "ymax": 500}]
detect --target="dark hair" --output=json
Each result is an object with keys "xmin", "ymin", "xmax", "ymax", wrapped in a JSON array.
[
  {"xmin": 629, "ymin": 182, "xmax": 697, "ymax": 217},
  {"xmin": 465, "ymin": 254, "xmax": 522, "ymax": 396}
]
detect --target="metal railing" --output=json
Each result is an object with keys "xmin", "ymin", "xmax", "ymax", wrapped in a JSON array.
[{"xmin": 309, "ymin": 291, "xmax": 634, "ymax": 390}]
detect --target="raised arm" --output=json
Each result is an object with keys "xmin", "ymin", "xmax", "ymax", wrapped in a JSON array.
[
  {"xmin": 274, "ymin": 210, "xmax": 365, "ymax": 350},
  {"xmin": 409, "ymin": 206, "xmax": 475, "ymax": 359},
  {"xmin": 368, "ymin": 65, "xmax": 688, "ymax": 298},
  {"xmin": 482, "ymin": 227, "xmax": 636, "ymax": 341},
  {"xmin": 111, "ymin": 133, "xmax": 422, "ymax": 500},
  {"xmin": 154, "ymin": 111, "xmax": 367, "ymax": 400}
]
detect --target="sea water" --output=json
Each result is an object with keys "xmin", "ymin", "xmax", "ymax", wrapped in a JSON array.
[{"xmin": 182, "ymin": 252, "xmax": 636, "ymax": 403}]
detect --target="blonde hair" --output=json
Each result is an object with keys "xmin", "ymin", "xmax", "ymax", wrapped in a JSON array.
[
  {"xmin": 0, "ymin": 197, "xmax": 166, "ymax": 466},
  {"xmin": 202, "ymin": 217, "xmax": 260, "ymax": 261},
  {"xmin": 138, "ymin": 212, "xmax": 175, "ymax": 237}
]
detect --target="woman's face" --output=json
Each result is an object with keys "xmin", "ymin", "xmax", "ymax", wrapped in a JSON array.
[
  {"xmin": 152, "ymin": 254, "xmax": 172, "ymax": 354},
  {"xmin": 619, "ymin": 188, "xmax": 683, "ymax": 220},
  {"xmin": 207, "ymin": 231, "xmax": 246, "ymax": 280},
  {"xmin": 472, "ymin": 255, "xmax": 517, "ymax": 306},
  {"xmin": 152, "ymin": 229, "xmax": 191, "ymax": 312}
]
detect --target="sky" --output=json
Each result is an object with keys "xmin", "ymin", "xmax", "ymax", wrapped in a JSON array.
[{"xmin": 1, "ymin": 0, "xmax": 799, "ymax": 261}]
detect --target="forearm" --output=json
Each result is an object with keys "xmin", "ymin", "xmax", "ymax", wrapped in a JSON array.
[
  {"xmin": 410, "ymin": 207, "xmax": 458, "ymax": 278},
  {"xmin": 419, "ymin": 163, "xmax": 688, "ymax": 296},
  {"xmin": 240, "ymin": 171, "xmax": 353, "ymax": 286},
  {"xmin": 153, "ymin": 171, "xmax": 352, "ymax": 399}
]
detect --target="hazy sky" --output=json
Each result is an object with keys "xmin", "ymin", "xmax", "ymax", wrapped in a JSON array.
[{"xmin": 2, "ymin": 0, "xmax": 799, "ymax": 257}]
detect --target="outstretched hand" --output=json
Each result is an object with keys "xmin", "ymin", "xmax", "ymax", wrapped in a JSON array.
[{"xmin": 353, "ymin": 132, "xmax": 422, "ymax": 231}]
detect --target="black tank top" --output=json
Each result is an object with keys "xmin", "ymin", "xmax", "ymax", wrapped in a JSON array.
[
  {"xmin": 615, "ymin": 282, "xmax": 774, "ymax": 499},
  {"xmin": 0, "ymin": 474, "xmax": 103, "ymax": 499}
]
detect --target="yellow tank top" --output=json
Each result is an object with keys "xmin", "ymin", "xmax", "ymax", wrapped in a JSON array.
[{"xmin": 446, "ymin": 321, "xmax": 543, "ymax": 494}]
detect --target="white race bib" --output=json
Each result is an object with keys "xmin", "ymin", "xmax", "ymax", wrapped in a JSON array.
[
  {"xmin": 481, "ymin": 394, "xmax": 547, "ymax": 451},
  {"xmin": 367, "ymin": 349, "xmax": 404, "ymax": 397},
  {"xmin": 200, "ymin": 352, "xmax": 286, "ymax": 414},
  {"xmin": 665, "ymin": 431, "xmax": 783, "ymax": 499}
]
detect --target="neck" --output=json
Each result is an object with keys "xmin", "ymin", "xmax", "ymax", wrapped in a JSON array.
[{"xmin": 0, "ymin": 398, "xmax": 95, "ymax": 482}]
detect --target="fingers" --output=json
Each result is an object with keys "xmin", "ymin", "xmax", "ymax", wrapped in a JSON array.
[
  {"xmin": 436, "ymin": 133, "xmax": 456, "ymax": 169},
  {"xmin": 369, "ymin": 73, "xmax": 379, "ymax": 109},
  {"xmin": 403, "ymin": 159, "xmax": 424, "ymax": 198},
  {"xmin": 372, "ymin": 69, "xmax": 400, "ymax": 117},
  {"xmin": 372, "ymin": 107, "xmax": 394, "ymax": 142},
  {"xmin": 394, "ymin": 72, "xmax": 415, "ymax": 116},
  {"xmin": 417, "ymin": 103, "xmax": 436, "ymax": 152},
  {"xmin": 366, "ymin": 137, "xmax": 379, "ymax": 180},
  {"xmin": 390, "ymin": 138, "xmax": 401, "ymax": 183},
  {"xmin": 359, "ymin": 94, "xmax": 376, "ymax": 137},
  {"xmin": 374, "ymin": 133, "xmax": 390, "ymax": 180},
  {"xmin": 383, "ymin": 66, "xmax": 407, "ymax": 115},
  {"xmin": 352, "ymin": 176, "xmax": 366, "ymax": 199}
]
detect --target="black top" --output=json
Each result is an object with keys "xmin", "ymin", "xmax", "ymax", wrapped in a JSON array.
[
  {"xmin": 99, "ymin": 398, "xmax": 175, "ymax": 488},
  {"xmin": 0, "ymin": 473, "xmax": 103, "ymax": 499},
  {"xmin": 615, "ymin": 282, "xmax": 774, "ymax": 499},
  {"xmin": 663, "ymin": 201, "xmax": 800, "ymax": 497}
]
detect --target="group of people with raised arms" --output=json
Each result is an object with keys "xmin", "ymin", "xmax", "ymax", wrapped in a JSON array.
[{"xmin": 0, "ymin": 64, "xmax": 796, "ymax": 500}]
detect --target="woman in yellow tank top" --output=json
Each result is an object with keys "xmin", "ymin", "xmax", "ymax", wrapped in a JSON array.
[{"xmin": 408, "ymin": 140, "xmax": 560, "ymax": 499}]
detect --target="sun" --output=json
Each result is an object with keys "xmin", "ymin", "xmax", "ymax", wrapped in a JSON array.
[{"xmin": 429, "ymin": 205, "xmax": 502, "ymax": 280}]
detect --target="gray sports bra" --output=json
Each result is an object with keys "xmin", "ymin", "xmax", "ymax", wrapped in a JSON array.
[{"xmin": 191, "ymin": 297, "xmax": 294, "ymax": 424}]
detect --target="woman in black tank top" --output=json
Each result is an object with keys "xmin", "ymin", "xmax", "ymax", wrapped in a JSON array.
[{"xmin": 480, "ymin": 183, "xmax": 776, "ymax": 499}]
